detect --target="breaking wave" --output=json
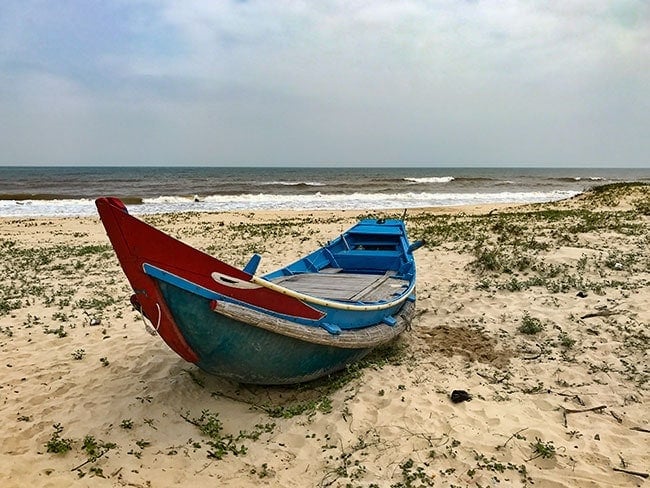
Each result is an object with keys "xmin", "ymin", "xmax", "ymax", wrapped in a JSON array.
[
  {"xmin": 0, "ymin": 190, "xmax": 580, "ymax": 218},
  {"xmin": 260, "ymin": 180, "xmax": 326, "ymax": 187},
  {"xmin": 403, "ymin": 176, "xmax": 455, "ymax": 184}
]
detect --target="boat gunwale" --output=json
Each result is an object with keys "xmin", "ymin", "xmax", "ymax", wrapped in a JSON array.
[{"xmin": 144, "ymin": 262, "xmax": 416, "ymax": 313}]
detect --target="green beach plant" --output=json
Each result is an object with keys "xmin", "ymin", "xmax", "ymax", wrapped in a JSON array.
[
  {"xmin": 45, "ymin": 423, "xmax": 73, "ymax": 454},
  {"xmin": 518, "ymin": 313, "xmax": 544, "ymax": 335},
  {"xmin": 71, "ymin": 349, "xmax": 85, "ymax": 360},
  {"xmin": 528, "ymin": 437, "xmax": 557, "ymax": 461}
]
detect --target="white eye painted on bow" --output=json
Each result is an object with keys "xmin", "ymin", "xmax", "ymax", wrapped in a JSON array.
[{"xmin": 211, "ymin": 272, "xmax": 262, "ymax": 289}]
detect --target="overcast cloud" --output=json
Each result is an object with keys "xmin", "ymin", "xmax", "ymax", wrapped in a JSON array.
[{"xmin": 0, "ymin": 0, "xmax": 648, "ymax": 166}]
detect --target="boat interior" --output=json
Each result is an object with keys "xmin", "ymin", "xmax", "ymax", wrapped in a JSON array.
[
  {"xmin": 260, "ymin": 219, "xmax": 417, "ymax": 304},
  {"xmin": 270, "ymin": 270, "xmax": 410, "ymax": 303}
]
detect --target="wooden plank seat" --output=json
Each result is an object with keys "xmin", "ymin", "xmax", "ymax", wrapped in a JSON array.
[{"xmin": 270, "ymin": 271, "xmax": 409, "ymax": 302}]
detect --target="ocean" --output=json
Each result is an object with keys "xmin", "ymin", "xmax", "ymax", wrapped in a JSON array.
[{"xmin": 0, "ymin": 166, "xmax": 648, "ymax": 218}]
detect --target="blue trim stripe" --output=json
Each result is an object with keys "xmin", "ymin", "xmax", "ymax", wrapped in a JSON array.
[
  {"xmin": 143, "ymin": 263, "xmax": 220, "ymax": 300},
  {"xmin": 142, "ymin": 263, "xmax": 323, "ymax": 326}
]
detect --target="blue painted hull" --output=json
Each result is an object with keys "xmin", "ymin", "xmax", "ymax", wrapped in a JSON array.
[{"xmin": 158, "ymin": 281, "xmax": 371, "ymax": 384}]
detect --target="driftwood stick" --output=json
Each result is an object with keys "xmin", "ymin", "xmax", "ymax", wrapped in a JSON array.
[
  {"xmin": 70, "ymin": 449, "xmax": 110, "ymax": 472},
  {"xmin": 610, "ymin": 410, "xmax": 623, "ymax": 423},
  {"xmin": 630, "ymin": 426, "xmax": 650, "ymax": 433},
  {"xmin": 613, "ymin": 467, "xmax": 649, "ymax": 479},
  {"xmin": 556, "ymin": 392, "xmax": 585, "ymax": 406},
  {"xmin": 180, "ymin": 412, "xmax": 202, "ymax": 427},
  {"xmin": 563, "ymin": 405, "xmax": 607, "ymax": 415},
  {"xmin": 580, "ymin": 310, "xmax": 621, "ymax": 319},
  {"xmin": 561, "ymin": 405, "xmax": 607, "ymax": 428}
]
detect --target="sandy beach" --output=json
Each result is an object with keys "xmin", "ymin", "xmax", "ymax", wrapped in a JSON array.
[{"xmin": 0, "ymin": 183, "xmax": 648, "ymax": 487}]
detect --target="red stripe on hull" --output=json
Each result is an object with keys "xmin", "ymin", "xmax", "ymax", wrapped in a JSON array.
[
  {"xmin": 97, "ymin": 198, "xmax": 199, "ymax": 362},
  {"xmin": 96, "ymin": 198, "xmax": 325, "ymax": 362}
]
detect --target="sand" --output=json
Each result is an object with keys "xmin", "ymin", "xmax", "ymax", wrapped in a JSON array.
[{"xmin": 0, "ymin": 184, "xmax": 648, "ymax": 487}]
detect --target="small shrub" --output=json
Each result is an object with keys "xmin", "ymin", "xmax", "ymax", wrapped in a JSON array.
[
  {"xmin": 558, "ymin": 332, "xmax": 576, "ymax": 349},
  {"xmin": 81, "ymin": 435, "xmax": 116, "ymax": 462},
  {"xmin": 528, "ymin": 437, "xmax": 556, "ymax": 460},
  {"xmin": 518, "ymin": 313, "xmax": 544, "ymax": 335},
  {"xmin": 184, "ymin": 410, "xmax": 247, "ymax": 460},
  {"xmin": 44, "ymin": 325, "xmax": 67, "ymax": 338},
  {"xmin": 71, "ymin": 349, "xmax": 86, "ymax": 360},
  {"xmin": 46, "ymin": 423, "xmax": 73, "ymax": 454},
  {"xmin": 472, "ymin": 247, "xmax": 503, "ymax": 272}
]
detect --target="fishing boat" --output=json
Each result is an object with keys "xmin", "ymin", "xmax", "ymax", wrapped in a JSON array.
[{"xmin": 96, "ymin": 197, "xmax": 422, "ymax": 384}]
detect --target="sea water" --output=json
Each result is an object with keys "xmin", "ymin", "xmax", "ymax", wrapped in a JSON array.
[{"xmin": 0, "ymin": 166, "xmax": 648, "ymax": 217}]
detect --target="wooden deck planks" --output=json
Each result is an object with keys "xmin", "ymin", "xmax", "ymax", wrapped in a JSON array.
[{"xmin": 271, "ymin": 271, "xmax": 409, "ymax": 302}]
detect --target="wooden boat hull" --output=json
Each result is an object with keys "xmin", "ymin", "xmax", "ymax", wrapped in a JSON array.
[
  {"xmin": 95, "ymin": 197, "xmax": 419, "ymax": 384},
  {"xmin": 157, "ymin": 280, "xmax": 413, "ymax": 384}
]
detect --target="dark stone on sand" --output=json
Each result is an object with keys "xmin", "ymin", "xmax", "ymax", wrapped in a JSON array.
[{"xmin": 450, "ymin": 390, "xmax": 472, "ymax": 403}]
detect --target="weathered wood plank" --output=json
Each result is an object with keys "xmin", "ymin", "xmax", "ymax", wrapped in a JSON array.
[
  {"xmin": 270, "ymin": 271, "xmax": 408, "ymax": 302},
  {"xmin": 349, "ymin": 272, "xmax": 392, "ymax": 301}
]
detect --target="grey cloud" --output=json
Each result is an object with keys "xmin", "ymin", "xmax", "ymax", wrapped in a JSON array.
[{"xmin": 0, "ymin": 0, "xmax": 648, "ymax": 165}]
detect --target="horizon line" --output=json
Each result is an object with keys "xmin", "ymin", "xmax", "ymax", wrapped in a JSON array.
[{"xmin": 1, "ymin": 163, "xmax": 649, "ymax": 169}]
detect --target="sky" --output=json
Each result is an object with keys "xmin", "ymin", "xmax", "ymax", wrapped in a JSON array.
[{"xmin": 0, "ymin": 0, "xmax": 648, "ymax": 167}]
